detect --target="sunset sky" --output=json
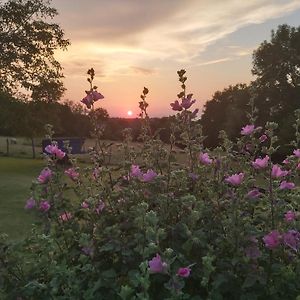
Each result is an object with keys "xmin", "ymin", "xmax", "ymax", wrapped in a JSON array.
[{"xmin": 52, "ymin": 0, "xmax": 300, "ymax": 118}]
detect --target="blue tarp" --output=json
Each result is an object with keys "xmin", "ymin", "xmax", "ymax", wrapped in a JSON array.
[{"xmin": 42, "ymin": 138, "xmax": 85, "ymax": 154}]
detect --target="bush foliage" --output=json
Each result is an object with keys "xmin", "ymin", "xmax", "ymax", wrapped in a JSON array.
[{"xmin": 1, "ymin": 70, "xmax": 300, "ymax": 299}]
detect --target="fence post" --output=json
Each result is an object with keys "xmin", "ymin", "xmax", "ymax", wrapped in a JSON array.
[{"xmin": 6, "ymin": 138, "xmax": 9, "ymax": 156}]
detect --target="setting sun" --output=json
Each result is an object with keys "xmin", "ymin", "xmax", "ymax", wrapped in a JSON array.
[{"xmin": 127, "ymin": 110, "xmax": 133, "ymax": 116}]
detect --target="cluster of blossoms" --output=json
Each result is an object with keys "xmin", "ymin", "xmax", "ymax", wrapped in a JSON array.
[
  {"xmin": 81, "ymin": 90, "xmax": 104, "ymax": 109},
  {"xmin": 130, "ymin": 165, "xmax": 158, "ymax": 182},
  {"xmin": 148, "ymin": 254, "xmax": 191, "ymax": 278},
  {"xmin": 45, "ymin": 144, "xmax": 66, "ymax": 159},
  {"xmin": 263, "ymin": 229, "xmax": 300, "ymax": 252},
  {"xmin": 170, "ymin": 93, "xmax": 199, "ymax": 118}
]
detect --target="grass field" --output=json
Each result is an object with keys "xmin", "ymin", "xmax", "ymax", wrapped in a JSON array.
[{"xmin": 0, "ymin": 157, "xmax": 44, "ymax": 240}]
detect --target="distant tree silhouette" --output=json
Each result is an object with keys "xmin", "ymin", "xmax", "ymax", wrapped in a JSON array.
[
  {"xmin": 201, "ymin": 24, "xmax": 300, "ymax": 150},
  {"xmin": 201, "ymin": 84, "xmax": 250, "ymax": 148},
  {"xmin": 0, "ymin": 0, "xmax": 69, "ymax": 101}
]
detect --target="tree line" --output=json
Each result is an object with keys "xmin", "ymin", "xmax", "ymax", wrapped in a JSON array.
[{"xmin": 1, "ymin": 0, "xmax": 300, "ymax": 156}]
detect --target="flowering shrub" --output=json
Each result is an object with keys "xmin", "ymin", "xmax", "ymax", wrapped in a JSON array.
[{"xmin": 1, "ymin": 69, "xmax": 300, "ymax": 299}]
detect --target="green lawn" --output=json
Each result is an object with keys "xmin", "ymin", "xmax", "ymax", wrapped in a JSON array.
[{"xmin": 0, "ymin": 157, "xmax": 44, "ymax": 239}]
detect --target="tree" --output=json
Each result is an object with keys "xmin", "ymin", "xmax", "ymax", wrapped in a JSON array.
[
  {"xmin": 201, "ymin": 84, "xmax": 250, "ymax": 148},
  {"xmin": 200, "ymin": 25, "xmax": 300, "ymax": 150},
  {"xmin": 252, "ymin": 24, "xmax": 300, "ymax": 145},
  {"xmin": 252, "ymin": 24, "xmax": 300, "ymax": 89},
  {"xmin": 0, "ymin": 0, "xmax": 69, "ymax": 101}
]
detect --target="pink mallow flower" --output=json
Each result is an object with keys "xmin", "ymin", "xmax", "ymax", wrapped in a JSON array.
[
  {"xmin": 252, "ymin": 155, "xmax": 269, "ymax": 169},
  {"xmin": 241, "ymin": 124, "xmax": 255, "ymax": 135},
  {"xmin": 45, "ymin": 145, "xmax": 65, "ymax": 159},
  {"xmin": 199, "ymin": 152, "xmax": 213, "ymax": 165},
  {"xmin": 272, "ymin": 165, "xmax": 289, "ymax": 178},
  {"xmin": 263, "ymin": 230, "xmax": 281, "ymax": 250},
  {"xmin": 59, "ymin": 212, "xmax": 72, "ymax": 222},
  {"xmin": 81, "ymin": 90, "xmax": 104, "ymax": 109},
  {"xmin": 177, "ymin": 267, "xmax": 191, "ymax": 278},
  {"xmin": 259, "ymin": 134, "xmax": 268, "ymax": 143},
  {"xmin": 81, "ymin": 201, "xmax": 89, "ymax": 209},
  {"xmin": 181, "ymin": 94, "xmax": 196, "ymax": 110},
  {"xmin": 25, "ymin": 197, "xmax": 36, "ymax": 209},
  {"xmin": 246, "ymin": 189, "xmax": 261, "ymax": 199},
  {"xmin": 225, "ymin": 173, "xmax": 244, "ymax": 186},
  {"xmin": 91, "ymin": 90, "xmax": 104, "ymax": 101},
  {"xmin": 65, "ymin": 168, "xmax": 80, "ymax": 181},
  {"xmin": 130, "ymin": 165, "xmax": 143, "ymax": 178},
  {"xmin": 82, "ymin": 246, "xmax": 94, "ymax": 256},
  {"xmin": 148, "ymin": 254, "xmax": 167, "ymax": 273},
  {"xmin": 245, "ymin": 245, "xmax": 261, "ymax": 260},
  {"xmin": 39, "ymin": 200, "xmax": 50, "ymax": 212},
  {"xmin": 81, "ymin": 94, "xmax": 93, "ymax": 109},
  {"xmin": 293, "ymin": 149, "xmax": 300, "ymax": 158},
  {"xmin": 283, "ymin": 230, "xmax": 300, "ymax": 252},
  {"xmin": 170, "ymin": 100, "xmax": 183, "ymax": 111},
  {"xmin": 280, "ymin": 181, "xmax": 295, "ymax": 190},
  {"xmin": 285, "ymin": 211, "xmax": 296, "ymax": 222},
  {"xmin": 283, "ymin": 159, "xmax": 290, "ymax": 165},
  {"xmin": 95, "ymin": 200, "xmax": 105, "ymax": 214},
  {"xmin": 37, "ymin": 168, "xmax": 53, "ymax": 184},
  {"xmin": 142, "ymin": 169, "xmax": 157, "ymax": 182}
]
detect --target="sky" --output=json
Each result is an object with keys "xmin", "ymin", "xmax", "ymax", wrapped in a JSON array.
[{"xmin": 52, "ymin": 0, "xmax": 300, "ymax": 118}]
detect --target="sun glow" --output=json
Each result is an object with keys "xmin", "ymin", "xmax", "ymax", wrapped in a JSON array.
[{"xmin": 127, "ymin": 110, "xmax": 133, "ymax": 116}]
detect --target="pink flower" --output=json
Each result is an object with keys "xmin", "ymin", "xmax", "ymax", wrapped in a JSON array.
[
  {"xmin": 65, "ymin": 168, "xmax": 80, "ymax": 181},
  {"xmin": 245, "ymin": 144, "xmax": 252, "ymax": 152},
  {"xmin": 241, "ymin": 124, "xmax": 255, "ymax": 135},
  {"xmin": 130, "ymin": 165, "xmax": 143, "ymax": 178},
  {"xmin": 81, "ymin": 90, "xmax": 104, "ymax": 108},
  {"xmin": 297, "ymin": 163, "xmax": 300, "ymax": 170},
  {"xmin": 37, "ymin": 168, "xmax": 53, "ymax": 184},
  {"xmin": 81, "ymin": 94, "xmax": 93, "ymax": 109},
  {"xmin": 81, "ymin": 201, "xmax": 89, "ymax": 209},
  {"xmin": 283, "ymin": 230, "xmax": 300, "ymax": 251},
  {"xmin": 259, "ymin": 134, "xmax": 268, "ymax": 143},
  {"xmin": 39, "ymin": 200, "xmax": 50, "ymax": 212},
  {"xmin": 59, "ymin": 212, "xmax": 72, "ymax": 222},
  {"xmin": 142, "ymin": 169, "xmax": 157, "ymax": 182},
  {"xmin": 271, "ymin": 165, "xmax": 289, "ymax": 178},
  {"xmin": 245, "ymin": 246, "xmax": 261, "ymax": 259},
  {"xmin": 252, "ymin": 155, "xmax": 269, "ymax": 169},
  {"xmin": 246, "ymin": 189, "xmax": 261, "ymax": 199},
  {"xmin": 280, "ymin": 181, "xmax": 295, "ymax": 190},
  {"xmin": 263, "ymin": 230, "xmax": 281, "ymax": 250},
  {"xmin": 45, "ymin": 145, "xmax": 65, "ymax": 159},
  {"xmin": 181, "ymin": 94, "xmax": 196, "ymax": 109},
  {"xmin": 92, "ymin": 168, "xmax": 100, "ymax": 180},
  {"xmin": 91, "ymin": 90, "xmax": 104, "ymax": 101},
  {"xmin": 82, "ymin": 246, "xmax": 94, "ymax": 256},
  {"xmin": 189, "ymin": 173, "xmax": 199, "ymax": 181},
  {"xmin": 25, "ymin": 197, "xmax": 36, "ymax": 209},
  {"xmin": 225, "ymin": 173, "xmax": 244, "ymax": 186},
  {"xmin": 148, "ymin": 254, "xmax": 167, "ymax": 273},
  {"xmin": 170, "ymin": 100, "xmax": 183, "ymax": 111},
  {"xmin": 95, "ymin": 200, "xmax": 105, "ymax": 214},
  {"xmin": 199, "ymin": 153, "xmax": 213, "ymax": 165},
  {"xmin": 284, "ymin": 211, "xmax": 296, "ymax": 222},
  {"xmin": 283, "ymin": 159, "xmax": 290, "ymax": 165},
  {"xmin": 177, "ymin": 267, "xmax": 191, "ymax": 278},
  {"xmin": 293, "ymin": 149, "xmax": 300, "ymax": 158}
]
